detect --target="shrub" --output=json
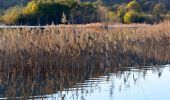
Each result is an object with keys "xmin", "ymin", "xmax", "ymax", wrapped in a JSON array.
[
  {"xmin": 152, "ymin": 3, "xmax": 167, "ymax": 22},
  {"xmin": 107, "ymin": 11, "xmax": 117, "ymax": 22},
  {"xmin": 2, "ymin": 6, "xmax": 22, "ymax": 25},
  {"xmin": 71, "ymin": 2, "xmax": 97, "ymax": 24},
  {"xmin": 143, "ymin": 15, "xmax": 155, "ymax": 24},
  {"xmin": 117, "ymin": 6, "xmax": 126, "ymax": 23},
  {"xmin": 127, "ymin": 0, "xmax": 142, "ymax": 12},
  {"xmin": 124, "ymin": 10, "xmax": 144, "ymax": 24},
  {"xmin": 23, "ymin": 1, "xmax": 38, "ymax": 16}
]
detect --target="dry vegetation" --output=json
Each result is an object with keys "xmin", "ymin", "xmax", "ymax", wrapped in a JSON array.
[
  {"xmin": 128, "ymin": 22, "xmax": 170, "ymax": 63},
  {"xmin": 0, "ymin": 22, "xmax": 170, "ymax": 99},
  {"xmin": 0, "ymin": 22, "xmax": 170, "ymax": 70}
]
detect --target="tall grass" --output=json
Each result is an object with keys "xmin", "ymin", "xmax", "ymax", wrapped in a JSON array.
[
  {"xmin": 0, "ymin": 22, "xmax": 170, "ymax": 99},
  {"xmin": 128, "ymin": 22, "xmax": 170, "ymax": 63},
  {"xmin": 0, "ymin": 22, "xmax": 170, "ymax": 70}
]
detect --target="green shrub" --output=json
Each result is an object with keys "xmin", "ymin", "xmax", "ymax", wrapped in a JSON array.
[
  {"xmin": 127, "ymin": 0, "xmax": 142, "ymax": 12},
  {"xmin": 2, "ymin": 6, "xmax": 22, "ymax": 25},
  {"xmin": 117, "ymin": 7, "xmax": 126, "ymax": 23},
  {"xmin": 124, "ymin": 10, "xmax": 144, "ymax": 24}
]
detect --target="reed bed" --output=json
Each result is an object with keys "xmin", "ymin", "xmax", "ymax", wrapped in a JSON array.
[
  {"xmin": 0, "ymin": 22, "xmax": 169, "ymax": 99},
  {"xmin": 0, "ymin": 22, "xmax": 170, "ymax": 70},
  {"xmin": 128, "ymin": 22, "xmax": 170, "ymax": 63}
]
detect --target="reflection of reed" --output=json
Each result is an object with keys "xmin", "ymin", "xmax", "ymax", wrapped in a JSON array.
[
  {"xmin": 0, "ymin": 61, "xmax": 166, "ymax": 99},
  {"xmin": 0, "ymin": 22, "xmax": 169, "ymax": 99}
]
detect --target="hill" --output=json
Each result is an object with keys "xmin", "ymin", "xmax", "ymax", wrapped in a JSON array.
[{"xmin": 0, "ymin": 0, "xmax": 29, "ymax": 9}]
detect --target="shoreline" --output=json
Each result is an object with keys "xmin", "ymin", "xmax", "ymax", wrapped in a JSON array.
[{"xmin": 0, "ymin": 23, "xmax": 151, "ymax": 29}]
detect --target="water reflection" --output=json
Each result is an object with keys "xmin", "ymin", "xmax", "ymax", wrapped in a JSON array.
[
  {"xmin": 41, "ymin": 65, "xmax": 170, "ymax": 100},
  {"xmin": 0, "ymin": 63, "xmax": 169, "ymax": 100}
]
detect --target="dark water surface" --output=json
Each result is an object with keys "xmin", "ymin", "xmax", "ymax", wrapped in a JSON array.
[{"xmin": 0, "ymin": 64, "xmax": 169, "ymax": 100}]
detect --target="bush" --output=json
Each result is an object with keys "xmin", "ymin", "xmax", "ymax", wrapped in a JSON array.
[
  {"xmin": 127, "ymin": 0, "xmax": 142, "ymax": 12},
  {"xmin": 70, "ymin": 2, "xmax": 97, "ymax": 24},
  {"xmin": 117, "ymin": 6, "xmax": 126, "ymax": 23},
  {"xmin": 107, "ymin": 11, "xmax": 117, "ymax": 22},
  {"xmin": 23, "ymin": 1, "xmax": 38, "ymax": 16},
  {"xmin": 124, "ymin": 10, "xmax": 144, "ymax": 24},
  {"xmin": 21, "ymin": 1, "xmax": 72, "ymax": 25},
  {"xmin": 2, "ymin": 6, "xmax": 22, "ymax": 25},
  {"xmin": 143, "ymin": 15, "xmax": 155, "ymax": 24},
  {"xmin": 152, "ymin": 3, "xmax": 167, "ymax": 22},
  {"xmin": 6, "ymin": 0, "xmax": 97, "ymax": 25}
]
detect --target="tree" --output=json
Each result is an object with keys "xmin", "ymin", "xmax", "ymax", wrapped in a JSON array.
[
  {"xmin": 152, "ymin": 3, "xmax": 167, "ymax": 22},
  {"xmin": 107, "ymin": 11, "xmax": 117, "ymax": 23},
  {"xmin": 70, "ymin": 2, "xmax": 97, "ymax": 24},
  {"xmin": 142, "ymin": 1, "xmax": 155, "ymax": 13},
  {"xmin": 97, "ymin": 6, "xmax": 108, "ymax": 22},
  {"xmin": 117, "ymin": 6, "xmax": 126, "ymax": 23},
  {"xmin": 124, "ymin": 10, "xmax": 144, "ymax": 24},
  {"xmin": 21, "ymin": 0, "xmax": 73, "ymax": 25},
  {"xmin": 22, "ymin": 1, "xmax": 40, "ymax": 25},
  {"xmin": 127, "ymin": 0, "xmax": 142, "ymax": 12},
  {"xmin": 23, "ymin": 1, "xmax": 38, "ymax": 15},
  {"xmin": 2, "ymin": 6, "xmax": 22, "ymax": 25}
]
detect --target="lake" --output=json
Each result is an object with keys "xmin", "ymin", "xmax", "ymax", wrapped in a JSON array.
[{"xmin": 0, "ymin": 64, "xmax": 169, "ymax": 100}]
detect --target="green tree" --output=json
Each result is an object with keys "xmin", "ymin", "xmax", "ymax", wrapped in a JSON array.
[
  {"xmin": 23, "ymin": 1, "xmax": 38, "ymax": 15},
  {"xmin": 2, "ymin": 6, "xmax": 22, "ymax": 25},
  {"xmin": 21, "ymin": 0, "xmax": 73, "ymax": 25},
  {"xmin": 22, "ymin": 1, "xmax": 40, "ymax": 25},
  {"xmin": 124, "ymin": 10, "xmax": 144, "ymax": 24},
  {"xmin": 117, "ymin": 5, "xmax": 126, "ymax": 23},
  {"xmin": 142, "ymin": 1, "xmax": 155, "ymax": 13},
  {"xmin": 127, "ymin": 0, "xmax": 142, "ymax": 12},
  {"xmin": 70, "ymin": 2, "xmax": 97, "ymax": 24}
]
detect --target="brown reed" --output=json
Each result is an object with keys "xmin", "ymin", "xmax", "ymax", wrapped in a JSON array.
[{"xmin": 0, "ymin": 22, "xmax": 169, "ymax": 70}]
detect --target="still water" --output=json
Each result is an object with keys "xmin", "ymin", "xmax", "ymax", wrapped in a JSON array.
[
  {"xmin": 1, "ymin": 64, "xmax": 169, "ymax": 100},
  {"xmin": 36, "ymin": 65, "xmax": 170, "ymax": 100}
]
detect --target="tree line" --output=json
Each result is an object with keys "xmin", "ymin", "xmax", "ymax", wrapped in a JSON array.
[
  {"xmin": 0, "ymin": 0, "xmax": 168, "ymax": 25},
  {"xmin": 1, "ymin": 0, "xmax": 101, "ymax": 25}
]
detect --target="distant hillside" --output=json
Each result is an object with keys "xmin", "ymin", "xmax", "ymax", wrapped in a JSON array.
[
  {"xmin": 1, "ymin": 0, "xmax": 170, "ymax": 10},
  {"xmin": 81, "ymin": 0, "xmax": 170, "ymax": 9},
  {"xmin": 0, "ymin": 0, "xmax": 29, "ymax": 9}
]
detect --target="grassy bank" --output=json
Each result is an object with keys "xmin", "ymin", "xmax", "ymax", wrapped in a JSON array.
[{"xmin": 0, "ymin": 22, "xmax": 170, "ymax": 70}]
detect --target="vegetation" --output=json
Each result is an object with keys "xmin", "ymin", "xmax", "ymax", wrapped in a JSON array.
[
  {"xmin": 0, "ymin": 1, "xmax": 169, "ymax": 99},
  {"xmin": 1, "ymin": 6, "xmax": 23, "ymax": 25},
  {"xmin": 0, "ymin": 50, "xmax": 166, "ymax": 99},
  {"xmin": 0, "ymin": 22, "xmax": 169, "ymax": 69},
  {"xmin": 126, "ymin": 0, "xmax": 142, "ymax": 12},
  {"xmin": 152, "ymin": 3, "xmax": 167, "ymax": 22},
  {"xmin": 0, "ymin": 0, "xmax": 169, "ymax": 25},
  {"xmin": 124, "ymin": 10, "xmax": 144, "ymax": 24}
]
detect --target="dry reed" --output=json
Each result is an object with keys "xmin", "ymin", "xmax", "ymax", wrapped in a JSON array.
[
  {"xmin": 0, "ymin": 22, "xmax": 169, "ymax": 70},
  {"xmin": 0, "ymin": 22, "xmax": 169, "ymax": 98}
]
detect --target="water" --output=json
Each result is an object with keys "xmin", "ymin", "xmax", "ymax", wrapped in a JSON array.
[
  {"xmin": 0, "ymin": 64, "xmax": 169, "ymax": 100},
  {"xmin": 37, "ymin": 65, "xmax": 170, "ymax": 100}
]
